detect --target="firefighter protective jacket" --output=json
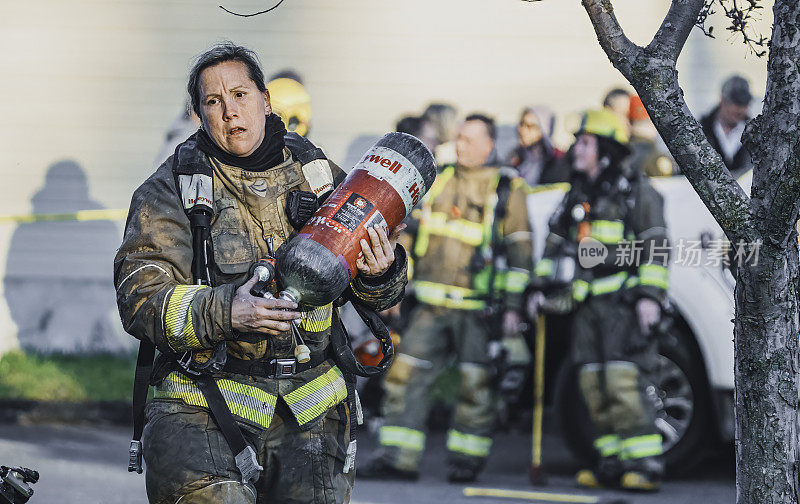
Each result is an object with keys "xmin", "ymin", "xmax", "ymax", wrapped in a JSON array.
[
  {"xmin": 534, "ymin": 169, "xmax": 669, "ymax": 303},
  {"xmin": 406, "ymin": 163, "xmax": 533, "ymax": 311},
  {"xmin": 114, "ymin": 133, "xmax": 407, "ymax": 431}
]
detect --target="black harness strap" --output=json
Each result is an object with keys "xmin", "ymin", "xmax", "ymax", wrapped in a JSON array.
[
  {"xmin": 193, "ymin": 376, "xmax": 262, "ymax": 484},
  {"xmin": 127, "ymin": 339, "xmax": 155, "ymax": 473}
]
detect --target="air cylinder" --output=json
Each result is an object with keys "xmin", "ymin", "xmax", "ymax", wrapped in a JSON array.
[{"xmin": 276, "ymin": 132, "xmax": 436, "ymax": 306}]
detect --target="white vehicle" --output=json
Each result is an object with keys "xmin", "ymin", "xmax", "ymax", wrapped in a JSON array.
[{"xmin": 525, "ymin": 172, "xmax": 747, "ymax": 468}]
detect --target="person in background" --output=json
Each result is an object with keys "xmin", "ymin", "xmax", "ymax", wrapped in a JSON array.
[
  {"xmin": 396, "ymin": 115, "xmax": 440, "ymax": 154},
  {"xmin": 267, "ymin": 69, "xmax": 312, "ymax": 137},
  {"xmin": 423, "ymin": 103, "xmax": 459, "ymax": 167},
  {"xmin": 603, "ymin": 88, "xmax": 632, "ymax": 136},
  {"xmin": 700, "ymin": 74, "xmax": 753, "ymax": 178},
  {"xmin": 529, "ymin": 109, "xmax": 669, "ymax": 492},
  {"xmin": 507, "ymin": 106, "xmax": 568, "ymax": 185},
  {"xmin": 360, "ymin": 114, "xmax": 533, "ymax": 484},
  {"xmin": 627, "ymin": 96, "xmax": 676, "ymax": 177}
]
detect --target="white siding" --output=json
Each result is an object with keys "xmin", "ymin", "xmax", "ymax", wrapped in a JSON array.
[{"xmin": 0, "ymin": 0, "xmax": 771, "ymax": 353}]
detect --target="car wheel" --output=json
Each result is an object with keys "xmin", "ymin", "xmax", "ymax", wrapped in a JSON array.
[{"xmin": 554, "ymin": 320, "xmax": 711, "ymax": 471}]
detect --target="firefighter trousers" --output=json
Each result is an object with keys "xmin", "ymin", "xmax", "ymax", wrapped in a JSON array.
[
  {"xmin": 377, "ymin": 304, "xmax": 494, "ymax": 472},
  {"xmin": 142, "ymin": 396, "xmax": 354, "ymax": 504},
  {"xmin": 571, "ymin": 295, "xmax": 663, "ymax": 468}
]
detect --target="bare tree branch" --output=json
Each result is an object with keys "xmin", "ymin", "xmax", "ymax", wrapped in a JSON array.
[
  {"xmin": 581, "ymin": 0, "xmax": 640, "ymax": 76},
  {"xmin": 582, "ymin": 0, "xmax": 757, "ymax": 244},
  {"xmin": 647, "ymin": 0, "xmax": 707, "ymax": 60}
]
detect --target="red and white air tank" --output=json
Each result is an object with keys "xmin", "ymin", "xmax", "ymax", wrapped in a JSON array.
[{"xmin": 276, "ymin": 132, "xmax": 436, "ymax": 306}]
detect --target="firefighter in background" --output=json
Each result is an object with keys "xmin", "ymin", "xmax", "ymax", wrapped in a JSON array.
[
  {"xmin": 529, "ymin": 109, "xmax": 669, "ymax": 491},
  {"xmin": 360, "ymin": 114, "xmax": 534, "ymax": 483},
  {"xmin": 267, "ymin": 70, "xmax": 312, "ymax": 137}
]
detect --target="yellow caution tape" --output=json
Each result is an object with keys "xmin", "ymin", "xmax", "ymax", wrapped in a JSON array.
[
  {"xmin": 463, "ymin": 487, "xmax": 599, "ymax": 503},
  {"xmin": 0, "ymin": 208, "xmax": 128, "ymax": 224}
]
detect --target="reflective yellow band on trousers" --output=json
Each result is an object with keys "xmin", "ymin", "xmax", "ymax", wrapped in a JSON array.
[
  {"xmin": 594, "ymin": 434, "xmax": 621, "ymax": 457},
  {"xmin": 379, "ymin": 426, "xmax": 426, "ymax": 451},
  {"xmin": 534, "ymin": 258, "xmax": 555, "ymax": 277},
  {"xmin": 638, "ymin": 263, "xmax": 669, "ymax": 290},
  {"xmin": 620, "ymin": 434, "xmax": 663, "ymax": 460},
  {"xmin": 154, "ymin": 371, "xmax": 277, "ymax": 429},
  {"xmin": 300, "ymin": 303, "xmax": 333, "ymax": 332},
  {"xmin": 446, "ymin": 429, "xmax": 492, "ymax": 458},
  {"xmin": 591, "ymin": 220, "xmax": 625, "ymax": 244},
  {"xmin": 284, "ymin": 365, "xmax": 348, "ymax": 426},
  {"xmin": 413, "ymin": 281, "xmax": 486, "ymax": 310},
  {"xmin": 164, "ymin": 285, "xmax": 209, "ymax": 352}
]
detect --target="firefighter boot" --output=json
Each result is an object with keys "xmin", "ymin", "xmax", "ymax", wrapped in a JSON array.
[
  {"xmin": 357, "ymin": 455, "xmax": 419, "ymax": 481},
  {"xmin": 447, "ymin": 462, "xmax": 479, "ymax": 483},
  {"xmin": 620, "ymin": 455, "xmax": 663, "ymax": 492},
  {"xmin": 576, "ymin": 456, "xmax": 622, "ymax": 489}
]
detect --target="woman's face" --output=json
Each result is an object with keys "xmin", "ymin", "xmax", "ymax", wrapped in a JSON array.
[{"xmin": 197, "ymin": 60, "xmax": 271, "ymax": 157}]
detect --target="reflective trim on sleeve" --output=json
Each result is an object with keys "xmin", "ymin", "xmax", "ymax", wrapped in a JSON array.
[
  {"xmin": 379, "ymin": 426, "xmax": 426, "ymax": 451},
  {"xmin": 572, "ymin": 279, "xmax": 590, "ymax": 302},
  {"xmin": 154, "ymin": 371, "xmax": 277, "ymax": 429},
  {"xmin": 284, "ymin": 365, "xmax": 348, "ymax": 426},
  {"xmin": 638, "ymin": 263, "xmax": 669, "ymax": 290},
  {"xmin": 620, "ymin": 434, "xmax": 663, "ymax": 460},
  {"xmin": 300, "ymin": 303, "xmax": 333, "ymax": 333},
  {"xmin": 446, "ymin": 429, "xmax": 492, "ymax": 458},
  {"xmin": 164, "ymin": 285, "xmax": 209, "ymax": 352}
]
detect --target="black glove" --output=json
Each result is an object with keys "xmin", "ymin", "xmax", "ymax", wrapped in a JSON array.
[{"xmin": 285, "ymin": 190, "xmax": 319, "ymax": 230}]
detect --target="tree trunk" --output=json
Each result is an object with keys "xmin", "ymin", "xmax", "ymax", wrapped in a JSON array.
[
  {"xmin": 735, "ymin": 245, "xmax": 799, "ymax": 503},
  {"xmin": 579, "ymin": 0, "xmax": 800, "ymax": 501}
]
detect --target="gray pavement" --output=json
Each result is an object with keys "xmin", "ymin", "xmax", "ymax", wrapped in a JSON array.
[{"xmin": 0, "ymin": 422, "xmax": 733, "ymax": 504}]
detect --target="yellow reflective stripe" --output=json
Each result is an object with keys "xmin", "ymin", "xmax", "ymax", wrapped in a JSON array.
[
  {"xmin": 620, "ymin": 434, "xmax": 663, "ymax": 460},
  {"xmin": 165, "ymin": 285, "xmax": 208, "ymax": 351},
  {"xmin": 283, "ymin": 366, "xmax": 347, "ymax": 426},
  {"xmin": 154, "ymin": 371, "xmax": 276, "ymax": 429},
  {"xmin": 421, "ymin": 216, "xmax": 484, "ymax": 246},
  {"xmin": 426, "ymin": 166, "xmax": 455, "ymax": 201},
  {"xmin": 413, "ymin": 281, "xmax": 485, "ymax": 310},
  {"xmin": 446, "ymin": 429, "xmax": 492, "ymax": 458},
  {"xmin": 638, "ymin": 264, "xmax": 669, "ymax": 290},
  {"xmin": 590, "ymin": 272, "xmax": 629, "ymax": 296},
  {"xmin": 591, "ymin": 220, "xmax": 625, "ymax": 244},
  {"xmin": 594, "ymin": 434, "xmax": 621, "ymax": 457},
  {"xmin": 534, "ymin": 258, "xmax": 555, "ymax": 277},
  {"xmin": 300, "ymin": 303, "xmax": 333, "ymax": 332},
  {"xmin": 625, "ymin": 276, "xmax": 640, "ymax": 288},
  {"xmin": 415, "ymin": 167, "xmax": 455, "ymax": 257},
  {"xmin": 523, "ymin": 182, "xmax": 571, "ymax": 195},
  {"xmin": 379, "ymin": 426, "xmax": 426, "ymax": 451},
  {"xmin": 504, "ymin": 269, "xmax": 530, "ymax": 294},
  {"xmin": 573, "ymin": 279, "xmax": 590, "ymax": 302}
]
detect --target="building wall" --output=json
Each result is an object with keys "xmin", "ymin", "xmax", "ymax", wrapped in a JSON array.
[{"xmin": 0, "ymin": 0, "xmax": 771, "ymax": 353}]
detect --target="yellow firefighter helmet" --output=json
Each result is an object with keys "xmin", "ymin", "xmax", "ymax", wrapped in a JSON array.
[
  {"xmin": 575, "ymin": 108, "xmax": 629, "ymax": 145},
  {"xmin": 268, "ymin": 77, "xmax": 312, "ymax": 137}
]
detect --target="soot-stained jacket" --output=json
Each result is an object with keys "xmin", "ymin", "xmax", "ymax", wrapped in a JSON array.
[{"xmin": 114, "ymin": 132, "xmax": 407, "ymax": 431}]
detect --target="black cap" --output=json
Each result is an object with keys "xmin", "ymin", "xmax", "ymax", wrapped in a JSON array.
[{"xmin": 721, "ymin": 75, "xmax": 752, "ymax": 107}]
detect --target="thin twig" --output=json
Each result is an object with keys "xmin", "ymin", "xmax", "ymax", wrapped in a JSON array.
[{"xmin": 219, "ymin": 0, "xmax": 287, "ymax": 17}]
